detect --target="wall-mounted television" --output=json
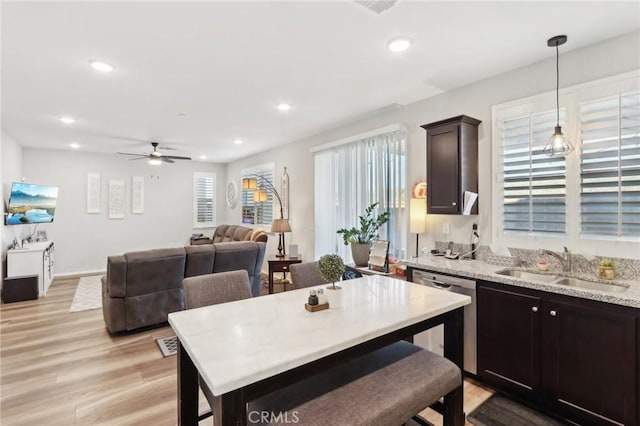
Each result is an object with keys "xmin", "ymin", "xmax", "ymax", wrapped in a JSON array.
[{"xmin": 6, "ymin": 182, "xmax": 59, "ymax": 225}]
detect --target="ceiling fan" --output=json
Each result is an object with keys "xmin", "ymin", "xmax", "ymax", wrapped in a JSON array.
[{"xmin": 117, "ymin": 142, "xmax": 191, "ymax": 164}]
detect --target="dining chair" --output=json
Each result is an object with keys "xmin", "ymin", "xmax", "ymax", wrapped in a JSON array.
[
  {"xmin": 183, "ymin": 270, "xmax": 251, "ymax": 309},
  {"xmin": 289, "ymin": 261, "xmax": 330, "ymax": 289},
  {"xmin": 182, "ymin": 270, "xmax": 252, "ymax": 422}
]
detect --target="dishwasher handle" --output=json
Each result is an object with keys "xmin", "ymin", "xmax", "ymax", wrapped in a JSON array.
[{"xmin": 421, "ymin": 277, "xmax": 451, "ymax": 289}]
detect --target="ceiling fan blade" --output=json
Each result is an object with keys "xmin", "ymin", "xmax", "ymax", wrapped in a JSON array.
[
  {"xmin": 117, "ymin": 152, "xmax": 146, "ymax": 157},
  {"xmin": 129, "ymin": 157, "xmax": 148, "ymax": 161},
  {"xmin": 164, "ymin": 155, "xmax": 192, "ymax": 160},
  {"xmin": 161, "ymin": 157, "xmax": 175, "ymax": 163}
]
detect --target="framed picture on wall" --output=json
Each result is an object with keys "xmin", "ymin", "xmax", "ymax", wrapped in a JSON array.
[
  {"xmin": 108, "ymin": 179, "xmax": 125, "ymax": 219},
  {"xmin": 131, "ymin": 176, "xmax": 144, "ymax": 214},
  {"xmin": 87, "ymin": 173, "xmax": 101, "ymax": 214}
]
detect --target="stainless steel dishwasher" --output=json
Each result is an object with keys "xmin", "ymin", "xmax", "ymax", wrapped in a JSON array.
[{"xmin": 411, "ymin": 269, "xmax": 477, "ymax": 375}]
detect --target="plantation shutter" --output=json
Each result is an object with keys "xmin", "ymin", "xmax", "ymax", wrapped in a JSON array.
[
  {"xmin": 241, "ymin": 168, "xmax": 274, "ymax": 226},
  {"xmin": 580, "ymin": 91, "xmax": 640, "ymax": 238},
  {"xmin": 193, "ymin": 172, "xmax": 216, "ymax": 227},
  {"xmin": 501, "ymin": 109, "xmax": 566, "ymax": 235}
]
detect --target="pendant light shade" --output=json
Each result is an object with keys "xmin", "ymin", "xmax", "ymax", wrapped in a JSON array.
[{"xmin": 543, "ymin": 35, "xmax": 574, "ymax": 157}]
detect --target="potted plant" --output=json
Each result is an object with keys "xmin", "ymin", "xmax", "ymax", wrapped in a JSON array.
[
  {"xmin": 318, "ymin": 254, "xmax": 346, "ymax": 308},
  {"xmin": 596, "ymin": 258, "xmax": 616, "ymax": 279},
  {"xmin": 336, "ymin": 202, "xmax": 390, "ymax": 266}
]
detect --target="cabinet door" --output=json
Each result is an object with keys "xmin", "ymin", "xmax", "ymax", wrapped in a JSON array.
[
  {"xmin": 477, "ymin": 282, "xmax": 542, "ymax": 398},
  {"xmin": 542, "ymin": 298, "xmax": 637, "ymax": 426},
  {"xmin": 427, "ymin": 123, "xmax": 460, "ymax": 214}
]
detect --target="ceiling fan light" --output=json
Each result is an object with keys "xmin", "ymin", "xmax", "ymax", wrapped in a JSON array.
[{"xmin": 149, "ymin": 158, "xmax": 162, "ymax": 166}]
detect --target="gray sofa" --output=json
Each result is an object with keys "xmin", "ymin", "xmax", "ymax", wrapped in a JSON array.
[
  {"xmin": 190, "ymin": 224, "xmax": 268, "ymax": 245},
  {"xmin": 102, "ymin": 241, "xmax": 266, "ymax": 333}
]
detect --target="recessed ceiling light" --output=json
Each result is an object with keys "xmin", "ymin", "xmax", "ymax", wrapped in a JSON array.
[
  {"xmin": 59, "ymin": 116, "xmax": 75, "ymax": 124},
  {"xmin": 275, "ymin": 103, "xmax": 291, "ymax": 112},
  {"xmin": 200, "ymin": 155, "xmax": 207, "ymax": 160},
  {"xmin": 89, "ymin": 60, "xmax": 115, "ymax": 73},
  {"xmin": 69, "ymin": 142, "xmax": 80, "ymax": 149},
  {"xmin": 233, "ymin": 139, "xmax": 243, "ymax": 145},
  {"xmin": 388, "ymin": 37, "xmax": 412, "ymax": 52}
]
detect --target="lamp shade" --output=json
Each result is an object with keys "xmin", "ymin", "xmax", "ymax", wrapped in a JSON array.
[
  {"xmin": 409, "ymin": 198, "xmax": 427, "ymax": 234},
  {"xmin": 271, "ymin": 218, "xmax": 291, "ymax": 233},
  {"xmin": 242, "ymin": 177, "xmax": 258, "ymax": 190},
  {"xmin": 253, "ymin": 188, "xmax": 268, "ymax": 202}
]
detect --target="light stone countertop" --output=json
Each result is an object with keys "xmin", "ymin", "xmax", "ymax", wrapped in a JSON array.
[
  {"xmin": 401, "ymin": 255, "xmax": 640, "ymax": 309},
  {"xmin": 7, "ymin": 241, "xmax": 53, "ymax": 253},
  {"xmin": 168, "ymin": 276, "xmax": 470, "ymax": 397}
]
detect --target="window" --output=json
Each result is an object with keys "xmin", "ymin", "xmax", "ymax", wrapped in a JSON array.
[
  {"xmin": 501, "ymin": 109, "xmax": 567, "ymax": 235},
  {"xmin": 493, "ymin": 71, "xmax": 639, "ymax": 256},
  {"xmin": 193, "ymin": 172, "xmax": 216, "ymax": 228},
  {"xmin": 313, "ymin": 125, "xmax": 407, "ymax": 262},
  {"xmin": 580, "ymin": 92, "xmax": 640, "ymax": 239},
  {"xmin": 241, "ymin": 163, "xmax": 274, "ymax": 226}
]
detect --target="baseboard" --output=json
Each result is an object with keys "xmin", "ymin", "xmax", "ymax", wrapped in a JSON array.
[{"xmin": 55, "ymin": 270, "xmax": 106, "ymax": 280}]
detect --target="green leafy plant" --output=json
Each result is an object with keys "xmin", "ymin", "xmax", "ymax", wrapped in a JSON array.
[
  {"xmin": 599, "ymin": 258, "xmax": 615, "ymax": 268},
  {"xmin": 336, "ymin": 202, "xmax": 390, "ymax": 245},
  {"xmin": 318, "ymin": 254, "xmax": 345, "ymax": 289}
]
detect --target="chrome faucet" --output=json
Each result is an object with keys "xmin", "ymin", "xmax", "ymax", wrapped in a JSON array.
[{"xmin": 538, "ymin": 246, "xmax": 571, "ymax": 274}]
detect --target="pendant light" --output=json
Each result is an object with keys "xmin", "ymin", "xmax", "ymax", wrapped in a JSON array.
[{"xmin": 543, "ymin": 35, "xmax": 574, "ymax": 157}]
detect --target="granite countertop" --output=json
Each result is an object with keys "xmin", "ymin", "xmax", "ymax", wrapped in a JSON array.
[{"xmin": 401, "ymin": 255, "xmax": 640, "ymax": 309}]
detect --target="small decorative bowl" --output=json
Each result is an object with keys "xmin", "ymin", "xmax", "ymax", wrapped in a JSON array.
[{"xmin": 537, "ymin": 261, "xmax": 549, "ymax": 271}]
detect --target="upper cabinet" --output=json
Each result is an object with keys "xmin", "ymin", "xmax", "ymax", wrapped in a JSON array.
[{"xmin": 421, "ymin": 115, "xmax": 480, "ymax": 214}]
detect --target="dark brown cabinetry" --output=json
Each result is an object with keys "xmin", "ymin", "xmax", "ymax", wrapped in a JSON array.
[
  {"xmin": 478, "ymin": 280, "xmax": 638, "ymax": 426},
  {"xmin": 421, "ymin": 115, "xmax": 480, "ymax": 215}
]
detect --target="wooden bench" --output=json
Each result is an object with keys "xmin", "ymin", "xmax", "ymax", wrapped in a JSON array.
[{"xmin": 203, "ymin": 340, "xmax": 463, "ymax": 425}]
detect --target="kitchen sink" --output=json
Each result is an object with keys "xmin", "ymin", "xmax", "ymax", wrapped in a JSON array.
[
  {"xmin": 495, "ymin": 269, "xmax": 629, "ymax": 293},
  {"xmin": 495, "ymin": 269, "xmax": 559, "ymax": 282},
  {"xmin": 555, "ymin": 277, "xmax": 629, "ymax": 293}
]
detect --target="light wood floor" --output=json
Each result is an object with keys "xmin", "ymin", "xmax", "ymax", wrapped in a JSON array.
[{"xmin": 1, "ymin": 276, "xmax": 493, "ymax": 425}]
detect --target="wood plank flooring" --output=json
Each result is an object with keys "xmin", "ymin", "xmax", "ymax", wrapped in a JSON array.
[{"xmin": 1, "ymin": 276, "xmax": 492, "ymax": 425}]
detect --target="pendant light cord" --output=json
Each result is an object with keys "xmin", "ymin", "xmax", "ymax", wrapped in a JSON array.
[{"xmin": 556, "ymin": 42, "xmax": 560, "ymax": 126}]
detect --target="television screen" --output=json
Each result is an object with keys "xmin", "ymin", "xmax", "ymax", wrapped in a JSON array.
[{"xmin": 6, "ymin": 182, "xmax": 59, "ymax": 225}]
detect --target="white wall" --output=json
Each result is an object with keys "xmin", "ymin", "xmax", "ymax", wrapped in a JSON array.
[
  {"xmin": 2, "ymin": 132, "xmax": 24, "ymax": 265},
  {"xmin": 224, "ymin": 31, "xmax": 640, "ymax": 261},
  {"xmin": 21, "ymin": 148, "xmax": 225, "ymax": 275}
]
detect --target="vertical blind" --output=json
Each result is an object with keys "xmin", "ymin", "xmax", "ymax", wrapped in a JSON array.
[
  {"xmin": 501, "ymin": 109, "xmax": 567, "ymax": 235},
  {"xmin": 580, "ymin": 91, "xmax": 640, "ymax": 238},
  {"xmin": 193, "ymin": 172, "xmax": 216, "ymax": 227},
  {"xmin": 314, "ymin": 130, "xmax": 407, "ymax": 262},
  {"xmin": 241, "ymin": 168, "xmax": 274, "ymax": 226}
]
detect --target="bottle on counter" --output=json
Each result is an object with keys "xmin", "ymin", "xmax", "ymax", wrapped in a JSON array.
[
  {"xmin": 316, "ymin": 288, "xmax": 327, "ymax": 305},
  {"xmin": 308, "ymin": 289, "xmax": 319, "ymax": 306}
]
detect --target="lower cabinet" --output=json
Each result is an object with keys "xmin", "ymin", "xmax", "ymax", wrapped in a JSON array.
[{"xmin": 478, "ymin": 280, "xmax": 638, "ymax": 426}]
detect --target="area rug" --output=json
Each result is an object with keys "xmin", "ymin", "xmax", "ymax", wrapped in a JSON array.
[
  {"xmin": 69, "ymin": 275, "xmax": 103, "ymax": 312},
  {"xmin": 156, "ymin": 335, "xmax": 178, "ymax": 357},
  {"xmin": 468, "ymin": 394, "xmax": 567, "ymax": 426}
]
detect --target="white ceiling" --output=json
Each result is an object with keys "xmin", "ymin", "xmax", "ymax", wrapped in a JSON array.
[{"xmin": 2, "ymin": 1, "xmax": 639, "ymax": 163}]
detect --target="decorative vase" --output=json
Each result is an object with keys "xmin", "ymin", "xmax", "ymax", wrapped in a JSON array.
[
  {"xmin": 325, "ymin": 285, "xmax": 343, "ymax": 308},
  {"xmin": 351, "ymin": 243, "xmax": 370, "ymax": 267},
  {"xmin": 596, "ymin": 266, "xmax": 615, "ymax": 280}
]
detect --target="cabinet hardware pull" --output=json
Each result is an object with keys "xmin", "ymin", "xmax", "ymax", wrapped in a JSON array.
[
  {"xmin": 550, "ymin": 310, "xmax": 557, "ymax": 317},
  {"xmin": 532, "ymin": 306, "xmax": 538, "ymax": 312},
  {"xmin": 452, "ymin": 202, "xmax": 457, "ymax": 206}
]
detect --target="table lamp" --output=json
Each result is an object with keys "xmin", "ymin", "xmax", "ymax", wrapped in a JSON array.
[
  {"xmin": 271, "ymin": 218, "xmax": 291, "ymax": 258},
  {"xmin": 409, "ymin": 198, "xmax": 427, "ymax": 258}
]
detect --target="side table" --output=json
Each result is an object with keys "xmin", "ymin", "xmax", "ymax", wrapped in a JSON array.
[{"xmin": 268, "ymin": 257, "xmax": 302, "ymax": 294}]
